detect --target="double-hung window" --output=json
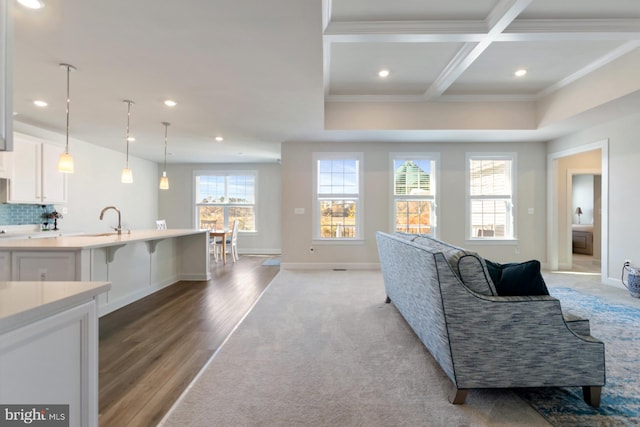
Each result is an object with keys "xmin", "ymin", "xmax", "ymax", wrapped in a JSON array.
[
  {"xmin": 313, "ymin": 153, "xmax": 363, "ymax": 240},
  {"xmin": 392, "ymin": 154, "xmax": 438, "ymax": 235},
  {"xmin": 195, "ymin": 171, "xmax": 257, "ymax": 232},
  {"xmin": 467, "ymin": 153, "xmax": 515, "ymax": 239}
]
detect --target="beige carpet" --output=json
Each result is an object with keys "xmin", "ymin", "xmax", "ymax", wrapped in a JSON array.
[{"xmin": 159, "ymin": 269, "xmax": 549, "ymax": 427}]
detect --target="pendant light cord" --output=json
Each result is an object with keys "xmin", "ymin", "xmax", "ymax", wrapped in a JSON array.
[
  {"xmin": 162, "ymin": 122, "xmax": 170, "ymax": 172},
  {"xmin": 124, "ymin": 100, "xmax": 133, "ymax": 167}
]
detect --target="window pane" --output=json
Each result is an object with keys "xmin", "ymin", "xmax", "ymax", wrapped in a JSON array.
[
  {"xmin": 395, "ymin": 200, "xmax": 433, "ymax": 234},
  {"xmin": 394, "ymin": 160, "xmax": 433, "ymax": 196},
  {"xmin": 228, "ymin": 207, "xmax": 256, "ymax": 232},
  {"xmin": 228, "ymin": 175, "xmax": 255, "ymax": 204},
  {"xmin": 470, "ymin": 159, "xmax": 511, "ymax": 196},
  {"xmin": 198, "ymin": 205, "xmax": 223, "ymax": 230},
  {"xmin": 197, "ymin": 175, "xmax": 225, "ymax": 203},
  {"xmin": 318, "ymin": 159, "xmax": 359, "ymax": 195},
  {"xmin": 471, "ymin": 199, "xmax": 509, "ymax": 238},
  {"xmin": 319, "ymin": 199, "xmax": 357, "ymax": 238}
]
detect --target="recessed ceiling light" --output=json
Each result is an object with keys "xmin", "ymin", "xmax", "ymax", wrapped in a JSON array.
[
  {"xmin": 17, "ymin": 0, "xmax": 44, "ymax": 9},
  {"xmin": 33, "ymin": 100, "xmax": 47, "ymax": 107},
  {"xmin": 378, "ymin": 69, "xmax": 390, "ymax": 78},
  {"xmin": 514, "ymin": 69, "xmax": 527, "ymax": 77},
  {"xmin": 127, "ymin": 136, "xmax": 135, "ymax": 142},
  {"xmin": 164, "ymin": 100, "xmax": 177, "ymax": 107},
  {"xmin": 215, "ymin": 136, "xmax": 224, "ymax": 142}
]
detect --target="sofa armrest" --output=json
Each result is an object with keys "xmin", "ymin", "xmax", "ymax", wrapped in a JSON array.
[{"xmin": 433, "ymin": 254, "xmax": 605, "ymax": 390}]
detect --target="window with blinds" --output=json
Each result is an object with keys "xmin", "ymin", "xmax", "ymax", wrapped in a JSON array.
[
  {"xmin": 313, "ymin": 153, "xmax": 363, "ymax": 240},
  {"xmin": 392, "ymin": 155, "xmax": 437, "ymax": 235},
  {"xmin": 468, "ymin": 155, "xmax": 515, "ymax": 239}
]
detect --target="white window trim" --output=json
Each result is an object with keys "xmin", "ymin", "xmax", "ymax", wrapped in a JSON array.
[
  {"xmin": 193, "ymin": 169, "xmax": 259, "ymax": 233},
  {"xmin": 465, "ymin": 152, "xmax": 517, "ymax": 242},
  {"xmin": 389, "ymin": 152, "xmax": 440, "ymax": 238},
  {"xmin": 312, "ymin": 152, "xmax": 364, "ymax": 242}
]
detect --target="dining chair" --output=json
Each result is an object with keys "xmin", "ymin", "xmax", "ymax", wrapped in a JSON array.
[{"xmin": 228, "ymin": 219, "xmax": 240, "ymax": 262}]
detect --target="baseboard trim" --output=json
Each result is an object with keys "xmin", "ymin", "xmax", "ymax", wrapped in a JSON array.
[{"xmin": 281, "ymin": 262, "xmax": 380, "ymax": 270}]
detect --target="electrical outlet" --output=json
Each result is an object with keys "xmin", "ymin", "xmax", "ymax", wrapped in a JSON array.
[{"xmin": 515, "ymin": 247, "xmax": 520, "ymax": 254}]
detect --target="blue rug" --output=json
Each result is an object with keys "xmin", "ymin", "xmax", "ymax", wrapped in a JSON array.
[
  {"xmin": 261, "ymin": 258, "xmax": 280, "ymax": 267},
  {"xmin": 516, "ymin": 288, "xmax": 640, "ymax": 426}
]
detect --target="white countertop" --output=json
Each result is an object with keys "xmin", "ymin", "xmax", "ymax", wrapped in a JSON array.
[
  {"xmin": 0, "ymin": 229, "xmax": 208, "ymax": 250},
  {"xmin": 0, "ymin": 281, "xmax": 111, "ymax": 333}
]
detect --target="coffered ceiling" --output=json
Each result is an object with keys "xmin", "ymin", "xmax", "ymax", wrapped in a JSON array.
[{"xmin": 10, "ymin": 0, "xmax": 640, "ymax": 163}]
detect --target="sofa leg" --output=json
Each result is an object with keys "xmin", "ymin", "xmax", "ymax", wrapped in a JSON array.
[
  {"xmin": 583, "ymin": 386, "xmax": 601, "ymax": 407},
  {"xmin": 449, "ymin": 387, "xmax": 468, "ymax": 404}
]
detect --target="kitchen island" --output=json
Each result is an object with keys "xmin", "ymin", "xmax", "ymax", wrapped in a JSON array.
[
  {"xmin": 0, "ymin": 229, "xmax": 210, "ymax": 316},
  {"xmin": 0, "ymin": 280, "xmax": 111, "ymax": 427}
]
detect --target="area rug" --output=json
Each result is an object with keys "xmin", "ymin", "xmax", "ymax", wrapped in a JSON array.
[
  {"xmin": 160, "ymin": 270, "xmax": 547, "ymax": 426},
  {"xmin": 517, "ymin": 287, "xmax": 640, "ymax": 427},
  {"xmin": 261, "ymin": 257, "xmax": 281, "ymax": 267}
]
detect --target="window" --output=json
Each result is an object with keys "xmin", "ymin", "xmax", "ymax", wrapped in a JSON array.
[
  {"xmin": 313, "ymin": 153, "xmax": 363, "ymax": 240},
  {"xmin": 392, "ymin": 154, "xmax": 438, "ymax": 235},
  {"xmin": 467, "ymin": 154, "xmax": 515, "ymax": 239},
  {"xmin": 195, "ymin": 171, "xmax": 256, "ymax": 232}
]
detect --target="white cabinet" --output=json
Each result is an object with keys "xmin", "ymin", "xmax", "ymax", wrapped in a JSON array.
[
  {"xmin": 0, "ymin": 251, "xmax": 9, "ymax": 280},
  {"xmin": 1, "ymin": 133, "xmax": 67, "ymax": 204},
  {"xmin": 11, "ymin": 251, "xmax": 77, "ymax": 281},
  {"xmin": 0, "ymin": 0, "xmax": 13, "ymax": 152},
  {"xmin": 0, "ymin": 280, "xmax": 110, "ymax": 427}
]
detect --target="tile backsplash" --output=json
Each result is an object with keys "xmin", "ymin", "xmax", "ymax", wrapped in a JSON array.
[{"xmin": 0, "ymin": 204, "xmax": 54, "ymax": 225}]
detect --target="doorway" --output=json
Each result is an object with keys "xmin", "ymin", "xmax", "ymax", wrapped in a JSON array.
[
  {"xmin": 569, "ymin": 172, "xmax": 601, "ymax": 273},
  {"xmin": 547, "ymin": 140, "xmax": 609, "ymax": 278}
]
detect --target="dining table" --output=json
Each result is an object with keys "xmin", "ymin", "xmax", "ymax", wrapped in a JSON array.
[{"xmin": 209, "ymin": 230, "xmax": 232, "ymax": 264}]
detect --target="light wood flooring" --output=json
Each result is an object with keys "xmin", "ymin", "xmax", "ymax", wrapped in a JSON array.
[{"xmin": 98, "ymin": 254, "xmax": 280, "ymax": 427}]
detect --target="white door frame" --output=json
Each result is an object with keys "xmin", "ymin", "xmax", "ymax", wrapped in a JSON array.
[{"xmin": 546, "ymin": 139, "xmax": 609, "ymax": 279}]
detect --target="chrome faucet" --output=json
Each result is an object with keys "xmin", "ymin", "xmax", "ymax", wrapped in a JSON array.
[{"xmin": 99, "ymin": 206, "xmax": 122, "ymax": 235}]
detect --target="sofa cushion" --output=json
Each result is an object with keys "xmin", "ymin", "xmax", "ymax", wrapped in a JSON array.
[
  {"xmin": 457, "ymin": 254, "xmax": 498, "ymax": 296},
  {"xmin": 400, "ymin": 233, "xmax": 497, "ymax": 296},
  {"xmin": 485, "ymin": 259, "xmax": 549, "ymax": 296}
]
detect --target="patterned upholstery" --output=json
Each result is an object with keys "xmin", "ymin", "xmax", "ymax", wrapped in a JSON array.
[
  {"xmin": 376, "ymin": 231, "xmax": 605, "ymax": 405},
  {"xmin": 395, "ymin": 232, "xmax": 497, "ymax": 296}
]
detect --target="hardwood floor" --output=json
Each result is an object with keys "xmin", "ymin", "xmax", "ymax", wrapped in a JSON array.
[{"xmin": 98, "ymin": 254, "xmax": 280, "ymax": 427}]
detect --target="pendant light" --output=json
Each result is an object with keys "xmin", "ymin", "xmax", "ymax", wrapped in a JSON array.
[
  {"xmin": 58, "ymin": 63, "xmax": 76, "ymax": 173},
  {"xmin": 121, "ymin": 100, "xmax": 134, "ymax": 183},
  {"xmin": 159, "ymin": 122, "xmax": 170, "ymax": 190}
]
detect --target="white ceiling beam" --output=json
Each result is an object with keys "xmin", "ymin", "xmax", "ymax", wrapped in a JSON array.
[
  {"xmin": 501, "ymin": 19, "xmax": 640, "ymax": 41},
  {"xmin": 324, "ymin": 18, "xmax": 640, "ymax": 43},
  {"xmin": 324, "ymin": 20, "xmax": 488, "ymax": 43},
  {"xmin": 423, "ymin": 0, "xmax": 533, "ymax": 99}
]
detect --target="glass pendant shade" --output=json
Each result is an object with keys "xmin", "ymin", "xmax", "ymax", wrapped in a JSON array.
[
  {"xmin": 58, "ymin": 152, "xmax": 74, "ymax": 173},
  {"xmin": 121, "ymin": 167, "xmax": 133, "ymax": 183},
  {"xmin": 159, "ymin": 172, "xmax": 169, "ymax": 190}
]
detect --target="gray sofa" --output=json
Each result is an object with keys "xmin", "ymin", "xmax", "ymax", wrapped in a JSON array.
[{"xmin": 376, "ymin": 231, "xmax": 605, "ymax": 406}]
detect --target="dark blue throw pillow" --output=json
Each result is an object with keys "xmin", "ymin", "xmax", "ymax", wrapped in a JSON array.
[{"xmin": 484, "ymin": 259, "xmax": 549, "ymax": 296}]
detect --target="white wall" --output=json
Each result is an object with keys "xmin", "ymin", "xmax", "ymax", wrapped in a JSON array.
[
  {"xmin": 14, "ymin": 122, "xmax": 159, "ymax": 232},
  {"xmin": 548, "ymin": 111, "xmax": 640, "ymax": 282},
  {"xmin": 158, "ymin": 162, "xmax": 281, "ymax": 254},
  {"xmin": 281, "ymin": 140, "xmax": 547, "ymax": 268}
]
